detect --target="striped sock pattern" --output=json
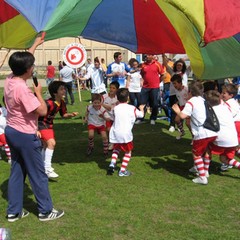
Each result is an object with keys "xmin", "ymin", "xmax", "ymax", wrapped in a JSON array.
[
  {"xmin": 120, "ymin": 152, "xmax": 131, "ymax": 172},
  {"xmin": 103, "ymin": 140, "xmax": 108, "ymax": 153},
  {"xmin": 203, "ymin": 156, "xmax": 211, "ymax": 172},
  {"xmin": 110, "ymin": 149, "xmax": 119, "ymax": 166},
  {"xmin": 228, "ymin": 159, "xmax": 240, "ymax": 169},
  {"xmin": 177, "ymin": 121, "xmax": 184, "ymax": 133},
  {"xmin": 88, "ymin": 138, "xmax": 94, "ymax": 148},
  {"xmin": 194, "ymin": 157, "xmax": 205, "ymax": 177},
  {"xmin": 4, "ymin": 144, "xmax": 11, "ymax": 160}
]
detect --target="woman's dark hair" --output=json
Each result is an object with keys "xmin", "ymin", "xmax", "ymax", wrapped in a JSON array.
[
  {"xmin": 8, "ymin": 52, "xmax": 35, "ymax": 76},
  {"xmin": 173, "ymin": 59, "xmax": 187, "ymax": 74},
  {"xmin": 48, "ymin": 81, "xmax": 66, "ymax": 100}
]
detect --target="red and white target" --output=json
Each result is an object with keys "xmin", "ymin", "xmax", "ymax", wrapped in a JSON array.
[{"xmin": 63, "ymin": 43, "xmax": 87, "ymax": 68}]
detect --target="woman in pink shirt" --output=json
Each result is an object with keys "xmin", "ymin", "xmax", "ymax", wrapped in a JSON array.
[{"xmin": 4, "ymin": 36, "xmax": 64, "ymax": 222}]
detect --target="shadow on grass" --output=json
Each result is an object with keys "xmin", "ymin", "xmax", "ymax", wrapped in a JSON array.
[{"xmin": 0, "ymin": 179, "xmax": 38, "ymax": 216}]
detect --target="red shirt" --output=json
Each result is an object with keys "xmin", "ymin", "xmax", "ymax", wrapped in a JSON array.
[
  {"xmin": 141, "ymin": 60, "xmax": 165, "ymax": 88},
  {"xmin": 47, "ymin": 65, "xmax": 55, "ymax": 78}
]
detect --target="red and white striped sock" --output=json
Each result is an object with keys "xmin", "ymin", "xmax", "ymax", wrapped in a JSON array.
[
  {"xmin": 120, "ymin": 152, "xmax": 131, "ymax": 172},
  {"xmin": 103, "ymin": 140, "xmax": 108, "ymax": 154},
  {"xmin": 110, "ymin": 149, "xmax": 119, "ymax": 166},
  {"xmin": 4, "ymin": 144, "xmax": 11, "ymax": 160},
  {"xmin": 228, "ymin": 159, "xmax": 240, "ymax": 169},
  {"xmin": 203, "ymin": 156, "xmax": 211, "ymax": 173},
  {"xmin": 194, "ymin": 156, "xmax": 205, "ymax": 177},
  {"xmin": 88, "ymin": 137, "xmax": 94, "ymax": 148}
]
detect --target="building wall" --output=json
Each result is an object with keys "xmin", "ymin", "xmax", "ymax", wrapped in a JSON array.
[{"xmin": 0, "ymin": 37, "xmax": 136, "ymax": 70}]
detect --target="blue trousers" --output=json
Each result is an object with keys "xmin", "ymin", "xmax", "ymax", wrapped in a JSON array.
[
  {"xmin": 5, "ymin": 126, "xmax": 53, "ymax": 215},
  {"xmin": 140, "ymin": 87, "xmax": 160, "ymax": 120}
]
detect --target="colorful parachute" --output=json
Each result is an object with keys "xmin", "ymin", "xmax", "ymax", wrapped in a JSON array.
[{"xmin": 1, "ymin": 0, "xmax": 240, "ymax": 80}]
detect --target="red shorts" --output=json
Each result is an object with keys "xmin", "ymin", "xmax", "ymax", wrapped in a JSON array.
[
  {"xmin": 105, "ymin": 120, "xmax": 113, "ymax": 130},
  {"xmin": 235, "ymin": 121, "xmax": 240, "ymax": 144},
  {"xmin": 39, "ymin": 129, "xmax": 55, "ymax": 141},
  {"xmin": 192, "ymin": 136, "xmax": 217, "ymax": 156},
  {"xmin": 209, "ymin": 143, "xmax": 236, "ymax": 160},
  {"xmin": 113, "ymin": 142, "xmax": 133, "ymax": 152},
  {"xmin": 0, "ymin": 133, "xmax": 7, "ymax": 146},
  {"xmin": 88, "ymin": 124, "xmax": 106, "ymax": 134}
]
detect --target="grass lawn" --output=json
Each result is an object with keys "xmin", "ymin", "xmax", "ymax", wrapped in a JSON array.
[{"xmin": 0, "ymin": 88, "xmax": 240, "ymax": 240}]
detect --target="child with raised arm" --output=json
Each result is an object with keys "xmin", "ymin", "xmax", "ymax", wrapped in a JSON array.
[
  {"xmin": 38, "ymin": 81, "xmax": 78, "ymax": 178},
  {"xmin": 172, "ymin": 80, "xmax": 218, "ymax": 185},
  {"xmin": 84, "ymin": 93, "xmax": 111, "ymax": 156},
  {"xmin": 107, "ymin": 88, "xmax": 144, "ymax": 177}
]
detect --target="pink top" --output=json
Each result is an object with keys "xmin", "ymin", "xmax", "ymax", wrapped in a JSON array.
[{"xmin": 4, "ymin": 75, "xmax": 41, "ymax": 134}]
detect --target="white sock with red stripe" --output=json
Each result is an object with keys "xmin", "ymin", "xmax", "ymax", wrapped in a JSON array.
[
  {"xmin": 110, "ymin": 149, "xmax": 119, "ymax": 167},
  {"xmin": 194, "ymin": 156, "xmax": 205, "ymax": 177},
  {"xmin": 120, "ymin": 152, "xmax": 131, "ymax": 172},
  {"xmin": 203, "ymin": 156, "xmax": 211, "ymax": 174},
  {"xmin": 44, "ymin": 148, "xmax": 54, "ymax": 170},
  {"xmin": 4, "ymin": 144, "xmax": 11, "ymax": 160},
  {"xmin": 228, "ymin": 159, "xmax": 240, "ymax": 169}
]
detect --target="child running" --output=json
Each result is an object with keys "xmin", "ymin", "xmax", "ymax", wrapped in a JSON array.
[
  {"xmin": 107, "ymin": 88, "xmax": 144, "ymax": 176},
  {"xmin": 204, "ymin": 90, "xmax": 239, "ymax": 176},
  {"xmin": 172, "ymin": 81, "xmax": 218, "ymax": 185},
  {"xmin": 38, "ymin": 81, "xmax": 78, "ymax": 178},
  {"xmin": 84, "ymin": 93, "xmax": 111, "ymax": 156},
  {"xmin": 220, "ymin": 84, "xmax": 240, "ymax": 170},
  {"xmin": 102, "ymin": 81, "xmax": 120, "ymax": 150},
  {"xmin": 170, "ymin": 74, "xmax": 189, "ymax": 140}
]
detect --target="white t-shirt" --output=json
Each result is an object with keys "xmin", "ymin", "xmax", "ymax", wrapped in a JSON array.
[
  {"xmin": 84, "ymin": 67, "xmax": 106, "ymax": 94},
  {"xmin": 226, "ymin": 98, "xmax": 240, "ymax": 122},
  {"xmin": 175, "ymin": 86, "xmax": 188, "ymax": 107},
  {"xmin": 102, "ymin": 94, "xmax": 118, "ymax": 120},
  {"xmin": 0, "ymin": 107, "xmax": 7, "ymax": 134},
  {"xmin": 182, "ymin": 96, "xmax": 217, "ymax": 140},
  {"xmin": 87, "ymin": 105, "xmax": 110, "ymax": 127},
  {"xmin": 109, "ymin": 103, "xmax": 143, "ymax": 143},
  {"xmin": 213, "ymin": 103, "xmax": 238, "ymax": 147},
  {"xmin": 127, "ymin": 71, "xmax": 142, "ymax": 92},
  {"xmin": 60, "ymin": 66, "xmax": 74, "ymax": 83}
]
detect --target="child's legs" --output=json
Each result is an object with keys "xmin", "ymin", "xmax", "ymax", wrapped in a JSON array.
[
  {"xmin": 120, "ymin": 151, "xmax": 132, "ymax": 172},
  {"xmin": 100, "ymin": 130, "xmax": 108, "ymax": 153},
  {"xmin": 175, "ymin": 115, "xmax": 184, "ymax": 132},
  {"xmin": 88, "ymin": 129, "xmax": 95, "ymax": 148},
  {"xmin": 44, "ymin": 138, "xmax": 56, "ymax": 169}
]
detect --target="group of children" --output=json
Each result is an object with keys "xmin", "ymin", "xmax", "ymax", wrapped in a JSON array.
[{"xmin": 172, "ymin": 78, "xmax": 240, "ymax": 185}]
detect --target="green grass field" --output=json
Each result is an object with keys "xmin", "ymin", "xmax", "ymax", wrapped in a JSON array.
[{"xmin": 0, "ymin": 89, "xmax": 240, "ymax": 240}]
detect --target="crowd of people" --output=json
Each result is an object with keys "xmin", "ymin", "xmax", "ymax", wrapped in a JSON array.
[{"xmin": 1, "ymin": 35, "xmax": 240, "ymax": 223}]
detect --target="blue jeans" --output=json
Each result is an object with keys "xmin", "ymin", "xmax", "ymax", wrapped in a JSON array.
[
  {"xmin": 140, "ymin": 87, "xmax": 160, "ymax": 120},
  {"xmin": 5, "ymin": 126, "xmax": 53, "ymax": 215},
  {"xmin": 64, "ymin": 81, "xmax": 75, "ymax": 104}
]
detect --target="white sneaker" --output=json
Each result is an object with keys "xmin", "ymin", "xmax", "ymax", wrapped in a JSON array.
[
  {"xmin": 176, "ymin": 131, "xmax": 185, "ymax": 140},
  {"xmin": 192, "ymin": 177, "xmax": 208, "ymax": 185},
  {"xmin": 150, "ymin": 120, "xmax": 155, "ymax": 125},
  {"xmin": 189, "ymin": 165, "xmax": 198, "ymax": 173},
  {"xmin": 169, "ymin": 126, "xmax": 175, "ymax": 132},
  {"xmin": 135, "ymin": 120, "xmax": 144, "ymax": 124},
  {"xmin": 45, "ymin": 168, "xmax": 59, "ymax": 178}
]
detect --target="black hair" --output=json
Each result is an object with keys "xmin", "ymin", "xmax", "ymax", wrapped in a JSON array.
[
  {"xmin": 110, "ymin": 81, "xmax": 120, "ymax": 89},
  {"xmin": 114, "ymin": 52, "xmax": 121, "ymax": 59},
  {"xmin": 128, "ymin": 58, "xmax": 138, "ymax": 68},
  {"xmin": 48, "ymin": 60, "xmax": 52, "ymax": 65},
  {"xmin": 48, "ymin": 81, "xmax": 66, "ymax": 100},
  {"xmin": 173, "ymin": 59, "xmax": 187, "ymax": 74},
  {"xmin": 8, "ymin": 52, "xmax": 35, "ymax": 76},
  {"xmin": 170, "ymin": 74, "xmax": 182, "ymax": 83},
  {"xmin": 203, "ymin": 81, "xmax": 217, "ymax": 93},
  {"xmin": 117, "ymin": 88, "xmax": 129, "ymax": 103}
]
